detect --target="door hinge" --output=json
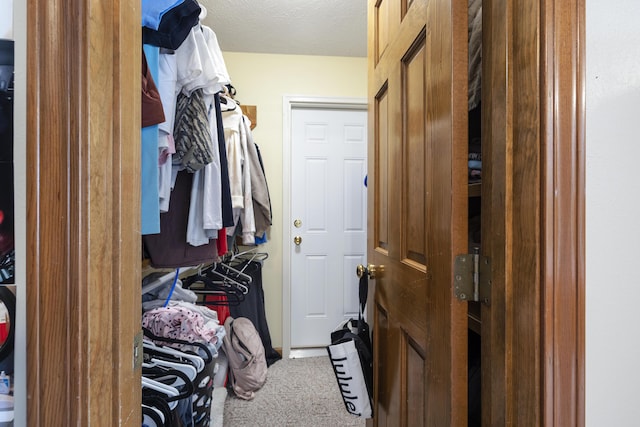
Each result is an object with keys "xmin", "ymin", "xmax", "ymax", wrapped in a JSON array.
[{"xmin": 454, "ymin": 249, "xmax": 491, "ymax": 305}]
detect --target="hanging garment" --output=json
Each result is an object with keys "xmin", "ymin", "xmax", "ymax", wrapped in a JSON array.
[
  {"xmin": 141, "ymin": 51, "xmax": 165, "ymax": 128},
  {"xmin": 158, "ymin": 51, "xmax": 179, "ymax": 136},
  {"xmin": 254, "ymin": 143, "xmax": 272, "ymax": 226},
  {"xmin": 228, "ymin": 260, "xmax": 281, "ymax": 366},
  {"xmin": 214, "ymin": 93, "xmax": 234, "ymax": 228},
  {"xmin": 200, "ymin": 25, "xmax": 231, "ymax": 91},
  {"xmin": 222, "ymin": 102, "xmax": 256, "ymax": 244},
  {"xmin": 186, "ymin": 162, "xmax": 221, "ymax": 247},
  {"xmin": 182, "ymin": 93, "xmax": 223, "ymax": 246},
  {"xmin": 216, "ymin": 227, "xmax": 228, "ymax": 257},
  {"xmin": 221, "ymin": 100, "xmax": 244, "ymax": 209},
  {"xmin": 173, "ymin": 89, "xmax": 214, "ymax": 172},
  {"xmin": 157, "ymin": 133, "xmax": 175, "ymax": 213},
  {"xmin": 468, "ymin": 0, "xmax": 482, "ymax": 111},
  {"xmin": 174, "ymin": 25, "xmax": 218, "ymax": 96},
  {"xmin": 236, "ymin": 112, "xmax": 256, "ymax": 244},
  {"xmin": 203, "ymin": 295, "xmax": 231, "ymax": 325},
  {"xmin": 158, "ymin": 51, "xmax": 178, "ymax": 213},
  {"xmin": 141, "ymin": 0, "xmax": 185, "ymax": 30},
  {"xmin": 195, "ymin": 92, "xmax": 224, "ymax": 239},
  {"xmin": 141, "ymin": 44, "xmax": 161, "ymax": 235},
  {"xmin": 142, "ymin": 0, "xmax": 201, "ymax": 50},
  {"xmin": 242, "ymin": 116, "xmax": 272, "ymax": 236},
  {"xmin": 144, "ymin": 170, "xmax": 218, "ymax": 268}
]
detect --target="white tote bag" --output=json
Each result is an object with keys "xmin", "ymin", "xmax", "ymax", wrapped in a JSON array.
[{"xmin": 327, "ymin": 332, "xmax": 373, "ymax": 418}]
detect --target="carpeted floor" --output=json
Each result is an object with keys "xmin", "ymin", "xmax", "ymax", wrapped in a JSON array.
[{"xmin": 223, "ymin": 356, "xmax": 366, "ymax": 427}]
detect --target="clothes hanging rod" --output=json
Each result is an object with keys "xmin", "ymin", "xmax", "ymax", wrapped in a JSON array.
[
  {"xmin": 141, "ymin": 271, "xmax": 178, "ymax": 295},
  {"xmin": 141, "ymin": 266, "xmax": 199, "ymax": 295}
]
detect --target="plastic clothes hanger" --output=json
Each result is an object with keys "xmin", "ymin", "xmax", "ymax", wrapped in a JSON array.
[
  {"xmin": 143, "ymin": 357, "xmax": 197, "ymax": 384},
  {"xmin": 143, "ymin": 327, "xmax": 214, "ymax": 365},
  {"xmin": 142, "ymin": 371, "xmax": 194, "ymax": 410},
  {"xmin": 181, "ymin": 272, "xmax": 247, "ymax": 301},
  {"xmin": 209, "ymin": 262, "xmax": 253, "ymax": 285},
  {"xmin": 142, "ymin": 404, "xmax": 165, "ymax": 427},
  {"xmin": 143, "ymin": 340, "xmax": 205, "ymax": 372},
  {"xmin": 141, "ymin": 377, "xmax": 180, "ymax": 410}
]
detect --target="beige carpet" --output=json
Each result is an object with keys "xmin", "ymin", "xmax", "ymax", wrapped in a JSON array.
[{"xmin": 223, "ymin": 356, "xmax": 366, "ymax": 427}]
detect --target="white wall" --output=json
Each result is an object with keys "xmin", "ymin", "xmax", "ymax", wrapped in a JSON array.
[
  {"xmin": 586, "ymin": 0, "xmax": 640, "ymax": 425},
  {"xmin": 0, "ymin": 0, "xmax": 12, "ymax": 39}
]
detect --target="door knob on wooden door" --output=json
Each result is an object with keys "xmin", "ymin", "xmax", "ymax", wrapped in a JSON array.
[
  {"xmin": 356, "ymin": 263, "xmax": 383, "ymax": 279},
  {"xmin": 293, "ymin": 236, "xmax": 302, "ymax": 245}
]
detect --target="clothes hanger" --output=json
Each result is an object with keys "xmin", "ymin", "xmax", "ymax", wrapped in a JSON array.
[
  {"xmin": 213, "ymin": 261, "xmax": 252, "ymax": 284},
  {"xmin": 199, "ymin": 263, "xmax": 251, "ymax": 294},
  {"xmin": 142, "ymin": 371, "xmax": 195, "ymax": 410},
  {"xmin": 143, "ymin": 327, "xmax": 215, "ymax": 365},
  {"xmin": 141, "ymin": 377, "xmax": 180, "ymax": 410},
  {"xmin": 182, "ymin": 269, "xmax": 248, "ymax": 298},
  {"xmin": 182, "ymin": 275, "xmax": 246, "ymax": 305},
  {"xmin": 142, "ymin": 404, "xmax": 166, "ymax": 427},
  {"xmin": 229, "ymin": 248, "xmax": 269, "ymax": 273},
  {"xmin": 142, "ymin": 396, "xmax": 172, "ymax": 427},
  {"xmin": 229, "ymin": 245, "xmax": 269, "ymax": 262},
  {"xmin": 143, "ymin": 339, "xmax": 205, "ymax": 372},
  {"xmin": 143, "ymin": 357, "xmax": 197, "ymax": 384}
]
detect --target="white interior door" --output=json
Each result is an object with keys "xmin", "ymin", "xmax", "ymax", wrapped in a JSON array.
[{"xmin": 290, "ymin": 106, "xmax": 367, "ymax": 349}]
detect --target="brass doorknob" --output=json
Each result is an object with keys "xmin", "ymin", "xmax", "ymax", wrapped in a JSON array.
[
  {"xmin": 356, "ymin": 264, "xmax": 383, "ymax": 279},
  {"xmin": 294, "ymin": 236, "xmax": 302, "ymax": 245}
]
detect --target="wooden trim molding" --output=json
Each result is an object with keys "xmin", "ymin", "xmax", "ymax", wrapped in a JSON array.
[
  {"xmin": 541, "ymin": 0, "xmax": 586, "ymax": 424},
  {"xmin": 483, "ymin": 0, "xmax": 584, "ymax": 424},
  {"xmin": 26, "ymin": 0, "xmax": 141, "ymax": 425}
]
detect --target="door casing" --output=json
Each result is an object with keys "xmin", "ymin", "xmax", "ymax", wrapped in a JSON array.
[
  {"xmin": 282, "ymin": 96, "xmax": 367, "ymax": 358},
  {"xmin": 481, "ymin": 0, "xmax": 585, "ymax": 424},
  {"xmin": 26, "ymin": 0, "xmax": 141, "ymax": 425},
  {"xmin": 289, "ymin": 106, "xmax": 368, "ymax": 350}
]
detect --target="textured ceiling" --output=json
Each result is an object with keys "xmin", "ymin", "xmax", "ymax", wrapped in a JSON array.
[{"xmin": 199, "ymin": 0, "xmax": 367, "ymax": 57}]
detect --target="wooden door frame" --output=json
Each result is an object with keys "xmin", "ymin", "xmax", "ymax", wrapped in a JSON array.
[
  {"xmin": 482, "ymin": 0, "xmax": 585, "ymax": 425},
  {"xmin": 26, "ymin": 0, "xmax": 141, "ymax": 425},
  {"xmin": 281, "ymin": 95, "xmax": 367, "ymax": 359}
]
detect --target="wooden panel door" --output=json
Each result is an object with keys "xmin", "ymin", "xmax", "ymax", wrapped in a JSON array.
[{"xmin": 367, "ymin": 0, "xmax": 468, "ymax": 425}]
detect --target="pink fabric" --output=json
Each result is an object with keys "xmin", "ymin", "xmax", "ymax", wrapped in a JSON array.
[{"xmin": 142, "ymin": 306, "xmax": 218, "ymax": 344}]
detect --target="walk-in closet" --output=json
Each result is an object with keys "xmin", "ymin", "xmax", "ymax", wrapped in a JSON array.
[
  {"xmin": 139, "ymin": 3, "xmax": 281, "ymax": 423},
  {"xmin": 21, "ymin": 0, "xmax": 585, "ymax": 424}
]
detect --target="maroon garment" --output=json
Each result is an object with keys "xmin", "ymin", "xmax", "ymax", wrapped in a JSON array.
[
  {"xmin": 143, "ymin": 170, "xmax": 218, "ymax": 268},
  {"xmin": 141, "ymin": 50, "xmax": 165, "ymax": 128}
]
